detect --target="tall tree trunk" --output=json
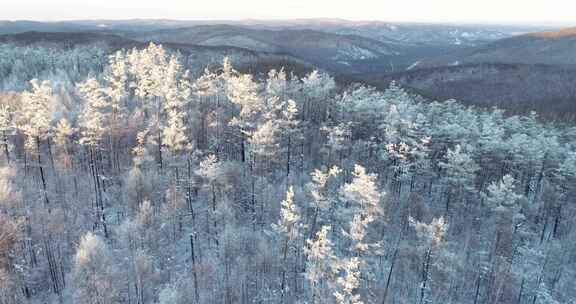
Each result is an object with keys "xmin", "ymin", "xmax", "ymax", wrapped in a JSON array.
[
  {"xmin": 286, "ymin": 135, "xmax": 291, "ymax": 177},
  {"xmin": 382, "ymin": 234, "xmax": 402, "ymax": 304},
  {"xmin": 36, "ymin": 137, "xmax": 49, "ymax": 206},
  {"xmin": 419, "ymin": 248, "xmax": 432, "ymax": 304},
  {"xmin": 3, "ymin": 131, "xmax": 9, "ymax": 164},
  {"xmin": 189, "ymin": 234, "xmax": 200, "ymax": 302}
]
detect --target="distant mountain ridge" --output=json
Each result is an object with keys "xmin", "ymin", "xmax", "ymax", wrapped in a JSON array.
[
  {"xmin": 527, "ymin": 27, "xmax": 576, "ymax": 38},
  {"xmin": 125, "ymin": 24, "xmax": 404, "ymax": 74},
  {"xmin": 0, "ymin": 30, "xmax": 313, "ymax": 76},
  {"xmin": 420, "ymin": 26, "xmax": 576, "ymax": 67},
  {"xmin": 0, "ymin": 19, "xmax": 558, "ymax": 74},
  {"xmin": 0, "ymin": 31, "xmax": 129, "ymax": 47},
  {"xmin": 0, "ymin": 19, "xmax": 551, "ymax": 46}
]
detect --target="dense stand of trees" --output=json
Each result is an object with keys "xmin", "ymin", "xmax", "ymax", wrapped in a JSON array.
[
  {"xmin": 0, "ymin": 43, "xmax": 575, "ymax": 304},
  {"xmin": 0, "ymin": 44, "xmax": 109, "ymax": 91}
]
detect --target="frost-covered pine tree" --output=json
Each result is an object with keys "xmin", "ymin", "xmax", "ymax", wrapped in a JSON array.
[
  {"xmin": 132, "ymin": 128, "xmax": 153, "ymax": 166},
  {"xmin": 196, "ymin": 154, "xmax": 224, "ymax": 245},
  {"xmin": 301, "ymin": 70, "xmax": 336, "ymax": 121},
  {"xmin": 266, "ymin": 68, "xmax": 288, "ymax": 98},
  {"xmin": 440, "ymin": 144, "xmax": 479, "ymax": 187},
  {"xmin": 105, "ymin": 50, "xmax": 127, "ymax": 117},
  {"xmin": 127, "ymin": 42, "xmax": 167, "ymax": 106},
  {"xmin": 162, "ymin": 55, "xmax": 192, "ymax": 156},
  {"xmin": 125, "ymin": 162, "xmax": 150, "ymax": 212},
  {"xmin": 19, "ymin": 79, "xmax": 53, "ymax": 205},
  {"xmin": 162, "ymin": 110, "xmax": 191, "ymax": 156},
  {"xmin": 54, "ymin": 118, "xmax": 76, "ymax": 169},
  {"xmin": 329, "ymin": 165, "xmax": 384, "ymax": 304},
  {"xmin": 340, "ymin": 165, "xmax": 383, "ymax": 254},
  {"xmin": 301, "ymin": 70, "xmax": 336, "ymax": 100},
  {"xmin": 305, "ymin": 225, "xmax": 337, "ymax": 304},
  {"xmin": 409, "ymin": 216, "xmax": 448, "ymax": 248},
  {"xmin": 321, "ymin": 122, "xmax": 352, "ymax": 163},
  {"xmin": 227, "ymin": 73, "xmax": 263, "ymax": 128},
  {"xmin": 439, "ymin": 144, "xmax": 480, "ymax": 215},
  {"xmin": 309, "ymin": 166, "xmax": 342, "ymax": 211},
  {"xmin": 274, "ymin": 186, "xmax": 300, "ymax": 237},
  {"xmin": 483, "ymin": 174, "xmax": 524, "ymax": 258},
  {"xmin": 0, "ymin": 212, "xmax": 21, "ymax": 301},
  {"xmin": 279, "ymin": 99, "xmax": 300, "ymax": 176},
  {"xmin": 0, "ymin": 166, "xmax": 21, "ymax": 209},
  {"xmin": 247, "ymin": 119, "xmax": 279, "ymax": 158},
  {"xmin": 224, "ymin": 58, "xmax": 262, "ymax": 122},
  {"xmin": 272, "ymin": 186, "xmax": 301, "ymax": 300},
  {"xmin": 104, "ymin": 50, "xmax": 128, "ymax": 170},
  {"xmin": 77, "ymin": 77, "xmax": 112, "ymax": 233},
  {"xmin": 77, "ymin": 78, "xmax": 109, "ymax": 148},
  {"xmin": 70, "ymin": 232, "xmax": 117, "ymax": 304},
  {"xmin": 307, "ymin": 166, "xmax": 342, "ymax": 237},
  {"xmin": 333, "ymin": 257, "xmax": 363, "ymax": 304},
  {"xmin": 54, "ymin": 118, "xmax": 74, "ymax": 149},
  {"xmin": 19, "ymin": 79, "xmax": 53, "ymax": 153},
  {"xmin": 0, "ymin": 105, "xmax": 14, "ymax": 163},
  {"xmin": 409, "ymin": 216, "xmax": 449, "ymax": 304},
  {"xmin": 484, "ymin": 174, "xmax": 523, "ymax": 210}
]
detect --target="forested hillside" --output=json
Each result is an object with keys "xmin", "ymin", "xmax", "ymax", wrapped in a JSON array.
[
  {"xmin": 0, "ymin": 35, "xmax": 310, "ymax": 92},
  {"xmin": 0, "ymin": 43, "xmax": 575, "ymax": 304},
  {"xmin": 360, "ymin": 63, "xmax": 576, "ymax": 120}
]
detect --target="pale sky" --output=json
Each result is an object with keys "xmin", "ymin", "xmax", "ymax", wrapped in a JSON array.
[{"xmin": 1, "ymin": 0, "xmax": 575, "ymax": 24}]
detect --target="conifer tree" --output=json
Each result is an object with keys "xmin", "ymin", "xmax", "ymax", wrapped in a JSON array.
[
  {"xmin": 71, "ymin": 232, "xmax": 117, "ymax": 304},
  {"xmin": 19, "ymin": 79, "xmax": 53, "ymax": 205},
  {"xmin": 305, "ymin": 225, "xmax": 337, "ymax": 304},
  {"xmin": 409, "ymin": 216, "xmax": 448, "ymax": 304},
  {"xmin": 273, "ymin": 186, "xmax": 301, "ymax": 300},
  {"xmin": 0, "ymin": 105, "xmax": 13, "ymax": 163}
]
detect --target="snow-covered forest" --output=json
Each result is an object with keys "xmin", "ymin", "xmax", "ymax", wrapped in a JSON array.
[{"xmin": 0, "ymin": 42, "xmax": 575, "ymax": 304}]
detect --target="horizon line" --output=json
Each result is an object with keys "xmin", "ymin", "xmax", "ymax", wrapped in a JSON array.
[{"xmin": 0, "ymin": 17, "xmax": 573, "ymax": 27}]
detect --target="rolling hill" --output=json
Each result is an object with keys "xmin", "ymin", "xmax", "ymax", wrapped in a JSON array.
[
  {"xmin": 421, "ymin": 26, "xmax": 576, "ymax": 67},
  {"xmin": 358, "ymin": 63, "xmax": 576, "ymax": 120},
  {"xmin": 0, "ymin": 20, "xmax": 555, "ymax": 75},
  {"xmin": 0, "ymin": 31, "xmax": 313, "ymax": 81},
  {"xmin": 127, "ymin": 25, "xmax": 402, "ymax": 73}
]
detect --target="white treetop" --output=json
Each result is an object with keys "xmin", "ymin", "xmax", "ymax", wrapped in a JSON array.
[
  {"xmin": 54, "ymin": 118, "xmax": 75, "ymax": 148},
  {"xmin": 247, "ymin": 119, "xmax": 279, "ymax": 157},
  {"xmin": 273, "ymin": 186, "xmax": 300, "ymax": 237},
  {"xmin": 266, "ymin": 68, "xmax": 288, "ymax": 97},
  {"xmin": 439, "ymin": 144, "xmax": 480, "ymax": 190},
  {"xmin": 77, "ymin": 78, "xmax": 109, "ymax": 147},
  {"xmin": 0, "ymin": 105, "xmax": 13, "ymax": 134},
  {"xmin": 196, "ymin": 154, "xmax": 220, "ymax": 182},
  {"xmin": 305, "ymin": 225, "xmax": 337, "ymax": 287},
  {"xmin": 301, "ymin": 70, "xmax": 336, "ymax": 100},
  {"xmin": 105, "ymin": 50, "xmax": 128, "ymax": 117},
  {"xmin": 341, "ymin": 165, "xmax": 383, "ymax": 255},
  {"xmin": 333, "ymin": 257, "xmax": 363, "ymax": 304},
  {"xmin": 226, "ymin": 73, "xmax": 263, "ymax": 125},
  {"xmin": 484, "ymin": 174, "xmax": 523, "ymax": 210},
  {"xmin": 409, "ymin": 216, "xmax": 449, "ymax": 248},
  {"xmin": 309, "ymin": 166, "xmax": 342, "ymax": 210},
  {"xmin": 72, "ymin": 232, "xmax": 117, "ymax": 304},
  {"xmin": 341, "ymin": 165, "xmax": 382, "ymax": 216},
  {"xmin": 20, "ymin": 79, "xmax": 53, "ymax": 150}
]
